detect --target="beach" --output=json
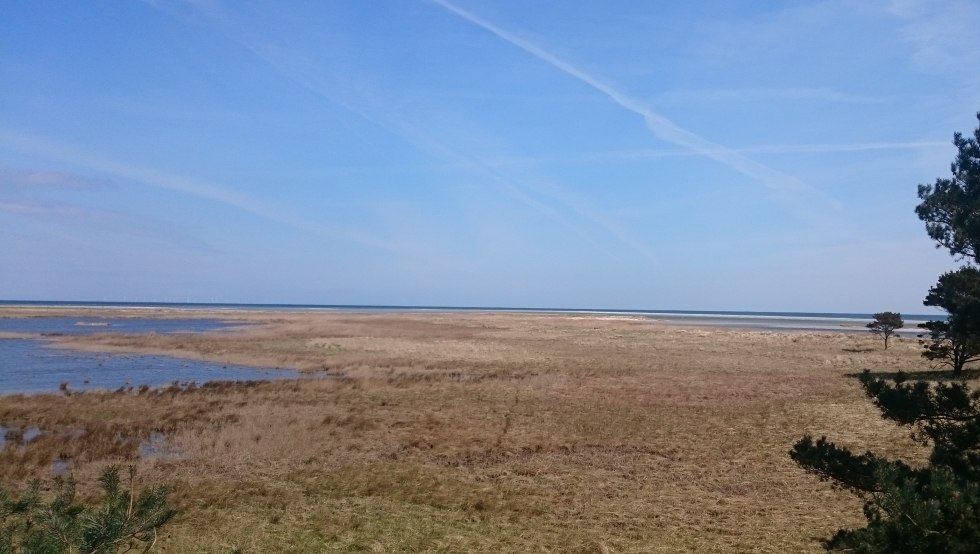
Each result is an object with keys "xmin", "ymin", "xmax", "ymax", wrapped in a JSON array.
[{"xmin": 0, "ymin": 307, "xmax": 935, "ymax": 552}]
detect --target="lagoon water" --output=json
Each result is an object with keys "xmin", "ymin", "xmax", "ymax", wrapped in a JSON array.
[
  {"xmin": 0, "ymin": 317, "xmax": 297, "ymax": 395},
  {"xmin": 0, "ymin": 316, "xmax": 243, "ymax": 335}
]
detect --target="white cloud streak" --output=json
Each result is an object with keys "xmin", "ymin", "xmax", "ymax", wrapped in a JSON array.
[
  {"xmin": 430, "ymin": 0, "xmax": 841, "ymax": 211},
  {"xmin": 887, "ymin": 0, "xmax": 980, "ymax": 77},
  {"xmin": 161, "ymin": 0, "xmax": 658, "ymax": 259},
  {"xmin": 0, "ymin": 131, "xmax": 402, "ymax": 253},
  {"xmin": 0, "ymin": 168, "xmax": 112, "ymax": 189},
  {"xmin": 477, "ymin": 140, "xmax": 952, "ymax": 168},
  {"xmin": 732, "ymin": 140, "xmax": 949, "ymax": 154},
  {"xmin": 657, "ymin": 87, "xmax": 884, "ymax": 105},
  {"xmin": 529, "ymin": 181, "xmax": 659, "ymax": 261},
  {"xmin": 0, "ymin": 199, "xmax": 215, "ymax": 250}
]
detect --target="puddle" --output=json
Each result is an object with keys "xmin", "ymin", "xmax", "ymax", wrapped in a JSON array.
[
  {"xmin": 0, "ymin": 424, "xmax": 160, "ymax": 475},
  {"xmin": 51, "ymin": 457, "xmax": 70, "ymax": 474},
  {"xmin": 0, "ymin": 425, "xmax": 43, "ymax": 448},
  {"xmin": 23, "ymin": 426, "xmax": 41, "ymax": 443},
  {"xmin": 139, "ymin": 432, "xmax": 171, "ymax": 459}
]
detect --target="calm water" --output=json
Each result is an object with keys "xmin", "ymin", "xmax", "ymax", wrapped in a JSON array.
[
  {"xmin": 0, "ymin": 300, "xmax": 946, "ymax": 329},
  {"xmin": 0, "ymin": 316, "xmax": 243, "ymax": 335},
  {"xmin": 0, "ymin": 317, "xmax": 297, "ymax": 395}
]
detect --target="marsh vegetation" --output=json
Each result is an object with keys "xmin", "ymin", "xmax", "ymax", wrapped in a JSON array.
[{"xmin": 0, "ymin": 308, "xmax": 938, "ymax": 552}]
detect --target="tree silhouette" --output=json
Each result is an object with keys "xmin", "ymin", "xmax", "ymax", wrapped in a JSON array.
[{"xmin": 866, "ymin": 312, "xmax": 903, "ymax": 349}]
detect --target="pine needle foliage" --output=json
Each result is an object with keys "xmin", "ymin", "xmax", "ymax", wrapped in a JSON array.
[
  {"xmin": 0, "ymin": 466, "xmax": 175, "ymax": 554},
  {"xmin": 915, "ymin": 111, "xmax": 980, "ymax": 264},
  {"xmin": 792, "ymin": 371, "xmax": 980, "ymax": 552},
  {"xmin": 919, "ymin": 267, "xmax": 980, "ymax": 376},
  {"xmin": 917, "ymin": 113, "xmax": 980, "ymax": 375},
  {"xmin": 792, "ymin": 110, "xmax": 980, "ymax": 552}
]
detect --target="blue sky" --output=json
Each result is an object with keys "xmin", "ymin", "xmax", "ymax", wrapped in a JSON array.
[{"xmin": 2, "ymin": 0, "xmax": 979, "ymax": 312}]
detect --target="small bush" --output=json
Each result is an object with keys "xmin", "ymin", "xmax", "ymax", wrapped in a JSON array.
[{"xmin": 0, "ymin": 466, "xmax": 175, "ymax": 553}]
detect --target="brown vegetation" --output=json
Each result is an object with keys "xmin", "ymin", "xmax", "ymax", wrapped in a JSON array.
[{"xmin": 0, "ymin": 308, "xmax": 932, "ymax": 552}]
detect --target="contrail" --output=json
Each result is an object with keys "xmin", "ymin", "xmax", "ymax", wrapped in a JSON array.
[
  {"xmin": 430, "ymin": 0, "xmax": 840, "ymax": 209},
  {"xmin": 0, "ymin": 130, "xmax": 401, "ymax": 253},
  {"xmin": 732, "ymin": 140, "xmax": 949, "ymax": 155},
  {"xmin": 487, "ymin": 140, "xmax": 952, "ymax": 166},
  {"xmin": 163, "ymin": 0, "xmax": 655, "ymax": 259}
]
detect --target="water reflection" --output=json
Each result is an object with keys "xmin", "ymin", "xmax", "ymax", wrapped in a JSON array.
[{"xmin": 0, "ymin": 318, "xmax": 298, "ymax": 394}]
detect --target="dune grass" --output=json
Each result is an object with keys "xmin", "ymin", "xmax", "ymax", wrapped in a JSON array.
[{"xmin": 0, "ymin": 309, "xmax": 937, "ymax": 552}]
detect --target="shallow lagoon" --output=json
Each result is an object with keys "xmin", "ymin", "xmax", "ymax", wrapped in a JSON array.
[
  {"xmin": 0, "ymin": 316, "xmax": 244, "ymax": 336},
  {"xmin": 0, "ymin": 317, "xmax": 298, "ymax": 394}
]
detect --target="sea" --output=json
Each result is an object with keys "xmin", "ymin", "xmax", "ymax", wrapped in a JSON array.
[{"xmin": 0, "ymin": 300, "xmax": 945, "ymax": 335}]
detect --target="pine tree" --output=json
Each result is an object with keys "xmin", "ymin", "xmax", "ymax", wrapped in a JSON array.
[
  {"xmin": 915, "ymin": 112, "xmax": 980, "ymax": 264},
  {"xmin": 866, "ymin": 312, "xmax": 904, "ymax": 349},
  {"xmin": 917, "ymin": 112, "xmax": 980, "ymax": 374},
  {"xmin": 920, "ymin": 267, "xmax": 980, "ymax": 376},
  {"xmin": 0, "ymin": 466, "xmax": 175, "ymax": 554},
  {"xmin": 792, "ymin": 110, "xmax": 980, "ymax": 551}
]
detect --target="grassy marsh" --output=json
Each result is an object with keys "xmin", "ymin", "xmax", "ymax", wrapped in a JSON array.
[{"xmin": 0, "ymin": 308, "xmax": 934, "ymax": 552}]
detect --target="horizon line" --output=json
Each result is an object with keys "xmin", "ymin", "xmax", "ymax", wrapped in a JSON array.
[{"xmin": 0, "ymin": 299, "xmax": 945, "ymax": 319}]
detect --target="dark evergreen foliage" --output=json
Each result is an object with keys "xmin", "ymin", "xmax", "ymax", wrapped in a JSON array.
[
  {"xmin": 793, "ymin": 110, "xmax": 980, "ymax": 552},
  {"xmin": 0, "ymin": 467, "xmax": 175, "ymax": 554},
  {"xmin": 916, "ymin": 114, "xmax": 980, "ymax": 376},
  {"xmin": 915, "ymin": 111, "xmax": 980, "ymax": 263},
  {"xmin": 920, "ymin": 267, "xmax": 980, "ymax": 376},
  {"xmin": 792, "ymin": 371, "xmax": 980, "ymax": 552},
  {"xmin": 866, "ymin": 312, "xmax": 903, "ymax": 349}
]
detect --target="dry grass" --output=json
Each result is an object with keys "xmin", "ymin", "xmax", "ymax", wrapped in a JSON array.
[{"xmin": 0, "ymin": 308, "xmax": 942, "ymax": 552}]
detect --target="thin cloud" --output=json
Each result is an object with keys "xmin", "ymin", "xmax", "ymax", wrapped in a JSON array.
[
  {"xmin": 0, "ymin": 200, "xmax": 214, "ymax": 250},
  {"xmin": 530, "ymin": 181, "xmax": 659, "ymax": 262},
  {"xmin": 478, "ymin": 140, "xmax": 951, "ymax": 168},
  {"xmin": 887, "ymin": 0, "xmax": 980, "ymax": 78},
  {"xmin": 430, "ymin": 0, "xmax": 841, "ymax": 212},
  {"xmin": 0, "ymin": 168, "xmax": 112, "ymax": 189},
  {"xmin": 0, "ymin": 130, "xmax": 402, "ymax": 254},
  {"xmin": 159, "ymin": 0, "xmax": 658, "ymax": 260},
  {"xmin": 736, "ymin": 140, "xmax": 950, "ymax": 154},
  {"xmin": 0, "ymin": 201, "xmax": 82, "ymax": 216},
  {"xmin": 657, "ymin": 87, "xmax": 883, "ymax": 105}
]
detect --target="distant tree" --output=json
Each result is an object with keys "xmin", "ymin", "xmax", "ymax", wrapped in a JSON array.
[
  {"xmin": 866, "ymin": 312, "xmax": 903, "ymax": 349},
  {"xmin": 0, "ymin": 466, "xmax": 175, "ymax": 553},
  {"xmin": 915, "ymin": 111, "xmax": 980, "ymax": 264},
  {"xmin": 920, "ymin": 267, "xmax": 980, "ymax": 376}
]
